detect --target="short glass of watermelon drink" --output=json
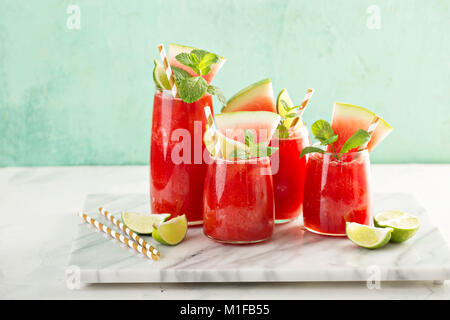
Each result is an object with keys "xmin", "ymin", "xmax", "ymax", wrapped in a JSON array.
[
  {"xmin": 150, "ymin": 90, "xmax": 213, "ymax": 225},
  {"xmin": 270, "ymin": 125, "xmax": 310, "ymax": 223},
  {"xmin": 302, "ymin": 149, "xmax": 372, "ymax": 236},
  {"xmin": 202, "ymin": 156, "xmax": 275, "ymax": 244}
]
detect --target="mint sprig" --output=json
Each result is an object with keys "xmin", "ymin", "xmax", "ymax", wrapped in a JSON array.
[
  {"xmin": 172, "ymin": 49, "xmax": 226, "ymax": 105},
  {"xmin": 300, "ymin": 120, "xmax": 369, "ymax": 159},
  {"xmin": 229, "ymin": 130, "xmax": 278, "ymax": 159}
]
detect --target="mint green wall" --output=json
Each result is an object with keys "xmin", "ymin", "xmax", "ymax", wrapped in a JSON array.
[{"xmin": 1, "ymin": 0, "xmax": 449, "ymax": 166}]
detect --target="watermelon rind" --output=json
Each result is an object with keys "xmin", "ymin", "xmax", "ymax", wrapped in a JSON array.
[{"xmin": 222, "ymin": 78, "xmax": 276, "ymax": 113}]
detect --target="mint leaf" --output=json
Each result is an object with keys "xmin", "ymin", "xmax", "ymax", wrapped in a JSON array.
[
  {"xmin": 324, "ymin": 135, "xmax": 338, "ymax": 145},
  {"xmin": 191, "ymin": 49, "xmax": 209, "ymax": 61},
  {"xmin": 198, "ymin": 53, "xmax": 219, "ymax": 75},
  {"xmin": 285, "ymin": 113, "xmax": 299, "ymax": 118},
  {"xmin": 207, "ymin": 85, "xmax": 227, "ymax": 106},
  {"xmin": 311, "ymin": 120, "xmax": 335, "ymax": 145},
  {"xmin": 339, "ymin": 129, "xmax": 370, "ymax": 154},
  {"xmin": 244, "ymin": 130, "xmax": 255, "ymax": 147},
  {"xmin": 175, "ymin": 53, "xmax": 193, "ymax": 68},
  {"xmin": 178, "ymin": 76, "xmax": 208, "ymax": 103},
  {"xmin": 300, "ymin": 146, "xmax": 325, "ymax": 158},
  {"xmin": 276, "ymin": 124, "xmax": 289, "ymax": 139},
  {"xmin": 171, "ymin": 66, "xmax": 191, "ymax": 85},
  {"xmin": 175, "ymin": 49, "xmax": 219, "ymax": 76},
  {"xmin": 230, "ymin": 149, "xmax": 250, "ymax": 160}
]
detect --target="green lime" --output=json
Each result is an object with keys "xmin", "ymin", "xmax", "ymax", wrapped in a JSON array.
[
  {"xmin": 121, "ymin": 211, "xmax": 170, "ymax": 235},
  {"xmin": 346, "ymin": 222, "xmax": 393, "ymax": 249},
  {"xmin": 276, "ymin": 88, "xmax": 297, "ymax": 128},
  {"xmin": 374, "ymin": 211, "xmax": 420, "ymax": 242},
  {"xmin": 153, "ymin": 59, "xmax": 171, "ymax": 90},
  {"xmin": 152, "ymin": 214, "xmax": 188, "ymax": 246}
]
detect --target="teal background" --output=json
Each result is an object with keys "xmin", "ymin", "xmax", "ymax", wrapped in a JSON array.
[{"xmin": 1, "ymin": 0, "xmax": 449, "ymax": 166}]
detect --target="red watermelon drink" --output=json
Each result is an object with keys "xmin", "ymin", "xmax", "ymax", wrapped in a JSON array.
[
  {"xmin": 270, "ymin": 125, "xmax": 310, "ymax": 223},
  {"xmin": 150, "ymin": 44, "xmax": 226, "ymax": 225},
  {"xmin": 203, "ymin": 157, "xmax": 275, "ymax": 243},
  {"xmin": 300, "ymin": 104, "xmax": 392, "ymax": 236},
  {"xmin": 202, "ymin": 110, "xmax": 281, "ymax": 244},
  {"xmin": 302, "ymin": 150, "xmax": 372, "ymax": 235},
  {"xmin": 150, "ymin": 91, "xmax": 213, "ymax": 224}
]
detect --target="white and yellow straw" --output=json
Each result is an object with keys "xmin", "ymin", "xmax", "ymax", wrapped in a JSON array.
[
  {"xmin": 296, "ymin": 88, "xmax": 314, "ymax": 119},
  {"xmin": 204, "ymin": 106, "xmax": 223, "ymax": 158},
  {"xmin": 98, "ymin": 207, "xmax": 160, "ymax": 258},
  {"xmin": 157, "ymin": 43, "xmax": 177, "ymax": 97},
  {"xmin": 290, "ymin": 88, "xmax": 314, "ymax": 128},
  {"xmin": 78, "ymin": 212, "xmax": 159, "ymax": 261}
]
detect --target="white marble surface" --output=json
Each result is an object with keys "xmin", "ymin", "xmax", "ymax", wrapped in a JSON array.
[
  {"xmin": 70, "ymin": 193, "xmax": 450, "ymax": 283},
  {"xmin": 1, "ymin": 165, "xmax": 450, "ymax": 299}
]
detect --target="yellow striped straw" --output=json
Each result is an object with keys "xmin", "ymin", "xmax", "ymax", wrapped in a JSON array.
[
  {"xmin": 290, "ymin": 88, "xmax": 314, "ymax": 128},
  {"xmin": 157, "ymin": 43, "xmax": 177, "ymax": 97},
  {"xmin": 78, "ymin": 212, "xmax": 159, "ymax": 261},
  {"xmin": 99, "ymin": 207, "xmax": 160, "ymax": 258},
  {"xmin": 203, "ymin": 106, "xmax": 223, "ymax": 158}
]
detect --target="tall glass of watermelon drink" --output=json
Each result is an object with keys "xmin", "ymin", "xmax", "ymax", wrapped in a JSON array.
[
  {"xmin": 270, "ymin": 125, "xmax": 310, "ymax": 223},
  {"xmin": 302, "ymin": 150, "xmax": 372, "ymax": 236},
  {"xmin": 203, "ymin": 156, "xmax": 275, "ymax": 243},
  {"xmin": 150, "ymin": 43, "xmax": 226, "ymax": 225},
  {"xmin": 150, "ymin": 90, "xmax": 213, "ymax": 225}
]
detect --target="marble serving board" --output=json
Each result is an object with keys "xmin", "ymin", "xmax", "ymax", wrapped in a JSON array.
[{"xmin": 69, "ymin": 193, "xmax": 450, "ymax": 283}]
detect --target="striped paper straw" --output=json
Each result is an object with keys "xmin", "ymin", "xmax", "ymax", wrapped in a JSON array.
[
  {"xmin": 78, "ymin": 212, "xmax": 159, "ymax": 261},
  {"xmin": 157, "ymin": 43, "xmax": 177, "ymax": 97},
  {"xmin": 99, "ymin": 207, "xmax": 160, "ymax": 257},
  {"xmin": 358, "ymin": 116, "xmax": 380, "ymax": 151},
  {"xmin": 203, "ymin": 106, "xmax": 223, "ymax": 157},
  {"xmin": 290, "ymin": 88, "xmax": 314, "ymax": 128}
]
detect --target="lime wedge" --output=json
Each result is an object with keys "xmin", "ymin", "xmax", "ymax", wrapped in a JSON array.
[
  {"xmin": 153, "ymin": 59, "xmax": 171, "ymax": 90},
  {"xmin": 346, "ymin": 222, "xmax": 393, "ymax": 249},
  {"xmin": 152, "ymin": 214, "xmax": 188, "ymax": 246},
  {"xmin": 374, "ymin": 211, "xmax": 420, "ymax": 242},
  {"xmin": 203, "ymin": 125, "xmax": 248, "ymax": 160},
  {"xmin": 276, "ymin": 88, "xmax": 297, "ymax": 128},
  {"xmin": 121, "ymin": 211, "xmax": 171, "ymax": 235}
]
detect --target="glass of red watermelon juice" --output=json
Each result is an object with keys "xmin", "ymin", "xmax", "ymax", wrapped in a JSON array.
[
  {"xmin": 203, "ymin": 156, "xmax": 275, "ymax": 243},
  {"xmin": 150, "ymin": 90, "xmax": 213, "ymax": 225},
  {"xmin": 270, "ymin": 125, "xmax": 310, "ymax": 223},
  {"xmin": 302, "ymin": 149, "xmax": 372, "ymax": 236}
]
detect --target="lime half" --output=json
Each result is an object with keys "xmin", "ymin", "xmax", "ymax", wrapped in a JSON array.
[
  {"xmin": 276, "ymin": 88, "xmax": 297, "ymax": 128},
  {"xmin": 121, "ymin": 211, "xmax": 170, "ymax": 235},
  {"xmin": 153, "ymin": 59, "xmax": 171, "ymax": 90},
  {"xmin": 346, "ymin": 222, "xmax": 393, "ymax": 249},
  {"xmin": 374, "ymin": 211, "xmax": 420, "ymax": 242},
  {"xmin": 152, "ymin": 214, "xmax": 188, "ymax": 246}
]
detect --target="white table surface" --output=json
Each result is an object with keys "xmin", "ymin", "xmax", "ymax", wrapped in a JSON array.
[{"xmin": 1, "ymin": 164, "xmax": 450, "ymax": 299}]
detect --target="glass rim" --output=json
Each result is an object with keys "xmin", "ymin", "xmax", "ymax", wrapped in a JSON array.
[
  {"xmin": 155, "ymin": 88, "xmax": 212, "ymax": 99},
  {"xmin": 273, "ymin": 124, "xmax": 309, "ymax": 141},
  {"xmin": 309, "ymin": 148, "xmax": 369, "ymax": 157}
]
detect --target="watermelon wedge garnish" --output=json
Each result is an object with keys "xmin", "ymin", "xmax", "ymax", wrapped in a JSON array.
[
  {"xmin": 330, "ymin": 102, "xmax": 393, "ymax": 152},
  {"xmin": 168, "ymin": 43, "xmax": 226, "ymax": 84},
  {"xmin": 222, "ymin": 78, "xmax": 276, "ymax": 113},
  {"xmin": 214, "ymin": 111, "xmax": 281, "ymax": 145}
]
